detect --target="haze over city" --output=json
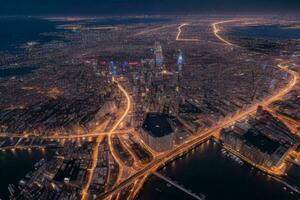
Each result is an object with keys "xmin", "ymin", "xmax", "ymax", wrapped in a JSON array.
[
  {"xmin": 1, "ymin": 0, "xmax": 300, "ymax": 15},
  {"xmin": 0, "ymin": 0, "xmax": 300, "ymax": 200}
]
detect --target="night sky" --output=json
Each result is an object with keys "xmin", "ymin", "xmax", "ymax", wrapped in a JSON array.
[{"xmin": 1, "ymin": 0, "xmax": 300, "ymax": 15}]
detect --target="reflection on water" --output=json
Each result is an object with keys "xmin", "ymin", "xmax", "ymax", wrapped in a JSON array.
[
  {"xmin": 137, "ymin": 140, "xmax": 300, "ymax": 200},
  {"xmin": 0, "ymin": 148, "xmax": 54, "ymax": 199}
]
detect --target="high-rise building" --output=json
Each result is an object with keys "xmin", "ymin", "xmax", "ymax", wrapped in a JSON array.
[
  {"xmin": 154, "ymin": 42, "xmax": 164, "ymax": 68},
  {"xmin": 177, "ymin": 51, "xmax": 184, "ymax": 73},
  {"xmin": 122, "ymin": 61, "xmax": 129, "ymax": 73},
  {"xmin": 176, "ymin": 51, "xmax": 185, "ymax": 115},
  {"xmin": 109, "ymin": 61, "xmax": 117, "ymax": 76},
  {"xmin": 177, "ymin": 51, "xmax": 184, "ymax": 83},
  {"xmin": 141, "ymin": 113, "xmax": 175, "ymax": 152}
]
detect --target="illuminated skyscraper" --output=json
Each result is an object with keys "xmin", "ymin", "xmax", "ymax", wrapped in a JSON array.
[
  {"xmin": 122, "ymin": 61, "xmax": 129, "ymax": 73},
  {"xmin": 109, "ymin": 61, "xmax": 117, "ymax": 76},
  {"xmin": 154, "ymin": 42, "xmax": 164, "ymax": 68},
  {"xmin": 177, "ymin": 51, "xmax": 184, "ymax": 77},
  {"xmin": 176, "ymin": 51, "xmax": 185, "ymax": 114}
]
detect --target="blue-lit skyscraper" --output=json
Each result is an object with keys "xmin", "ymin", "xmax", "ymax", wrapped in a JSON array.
[
  {"xmin": 178, "ymin": 52, "xmax": 184, "ymax": 64},
  {"xmin": 176, "ymin": 51, "xmax": 185, "ymax": 113},
  {"xmin": 109, "ymin": 61, "xmax": 117, "ymax": 76},
  {"xmin": 177, "ymin": 51, "xmax": 184, "ymax": 76},
  {"xmin": 122, "ymin": 61, "xmax": 129, "ymax": 72}
]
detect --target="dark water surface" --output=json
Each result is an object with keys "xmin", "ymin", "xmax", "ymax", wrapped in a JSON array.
[
  {"xmin": 72, "ymin": 17, "xmax": 170, "ymax": 27},
  {"xmin": 137, "ymin": 140, "xmax": 300, "ymax": 200},
  {"xmin": 0, "ymin": 16, "xmax": 168, "ymax": 53},
  {"xmin": 229, "ymin": 25, "xmax": 300, "ymax": 40},
  {"xmin": 0, "ymin": 17, "xmax": 59, "ymax": 52},
  {"xmin": 0, "ymin": 149, "xmax": 54, "ymax": 199},
  {"xmin": 0, "ymin": 66, "xmax": 38, "ymax": 78}
]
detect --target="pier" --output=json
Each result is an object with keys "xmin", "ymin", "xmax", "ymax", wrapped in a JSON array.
[{"xmin": 153, "ymin": 172, "xmax": 205, "ymax": 200}]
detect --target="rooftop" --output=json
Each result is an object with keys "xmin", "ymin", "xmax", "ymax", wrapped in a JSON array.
[
  {"xmin": 243, "ymin": 129, "xmax": 280, "ymax": 154},
  {"xmin": 142, "ymin": 113, "xmax": 173, "ymax": 137}
]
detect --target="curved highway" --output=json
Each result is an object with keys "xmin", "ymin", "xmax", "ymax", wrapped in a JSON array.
[
  {"xmin": 81, "ymin": 81, "xmax": 132, "ymax": 200},
  {"xmin": 100, "ymin": 19, "xmax": 299, "ymax": 199}
]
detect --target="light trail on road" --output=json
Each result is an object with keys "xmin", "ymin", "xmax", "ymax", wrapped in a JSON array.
[
  {"xmin": 266, "ymin": 108, "xmax": 300, "ymax": 135},
  {"xmin": 135, "ymin": 24, "xmax": 177, "ymax": 36},
  {"xmin": 81, "ymin": 80, "xmax": 132, "ymax": 200},
  {"xmin": 127, "ymin": 174, "xmax": 150, "ymax": 200},
  {"xmin": 0, "ymin": 129, "xmax": 133, "ymax": 140},
  {"xmin": 176, "ymin": 23, "xmax": 200, "ymax": 42},
  {"xmin": 212, "ymin": 20, "xmax": 238, "ymax": 46},
  {"xmin": 107, "ymin": 81, "xmax": 133, "ymax": 185},
  {"xmin": 211, "ymin": 19, "xmax": 300, "ymax": 187},
  {"xmin": 102, "ymin": 66, "xmax": 297, "ymax": 198},
  {"xmin": 101, "ymin": 19, "xmax": 300, "ymax": 200},
  {"xmin": 81, "ymin": 136, "xmax": 104, "ymax": 200}
]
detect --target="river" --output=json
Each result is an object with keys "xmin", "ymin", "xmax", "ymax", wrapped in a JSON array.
[
  {"xmin": 0, "ymin": 148, "xmax": 55, "ymax": 199},
  {"xmin": 137, "ymin": 140, "xmax": 300, "ymax": 200}
]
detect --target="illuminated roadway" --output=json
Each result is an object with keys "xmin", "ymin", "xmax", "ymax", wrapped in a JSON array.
[
  {"xmin": 176, "ymin": 23, "xmax": 200, "ymax": 42},
  {"xmin": 81, "ymin": 80, "xmax": 132, "ymax": 200},
  {"xmin": 211, "ymin": 20, "xmax": 238, "ymax": 46},
  {"xmin": 266, "ymin": 107, "xmax": 300, "ymax": 135},
  {"xmin": 0, "ymin": 129, "xmax": 133, "ymax": 140},
  {"xmin": 153, "ymin": 172, "xmax": 205, "ymax": 200},
  {"xmin": 107, "ymin": 80, "xmax": 133, "ymax": 185},
  {"xmin": 135, "ymin": 24, "xmax": 177, "ymax": 36},
  {"xmin": 98, "ymin": 19, "xmax": 299, "ymax": 199}
]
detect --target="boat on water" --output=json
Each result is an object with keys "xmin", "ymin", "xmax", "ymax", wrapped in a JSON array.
[
  {"xmin": 8, "ymin": 184, "xmax": 16, "ymax": 196},
  {"xmin": 221, "ymin": 148, "xmax": 244, "ymax": 165}
]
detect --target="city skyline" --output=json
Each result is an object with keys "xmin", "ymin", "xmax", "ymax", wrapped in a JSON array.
[{"xmin": 1, "ymin": 1, "xmax": 300, "ymax": 200}]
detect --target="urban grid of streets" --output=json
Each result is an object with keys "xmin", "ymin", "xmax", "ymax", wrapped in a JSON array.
[
  {"xmin": 87, "ymin": 20, "xmax": 299, "ymax": 199},
  {"xmin": 1, "ymin": 17, "xmax": 300, "ymax": 199}
]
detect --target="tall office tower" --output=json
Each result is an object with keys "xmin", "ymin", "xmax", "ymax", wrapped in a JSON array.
[
  {"xmin": 109, "ymin": 61, "xmax": 118, "ymax": 77},
  {"xmin": 154, "ymin": 41, "xmax": 164, "ymax": 68},
  {"xmin": 176, "ymin": 51, "xmax": 185, "ymax": 115},
  {"xmin": 122, "ymin": 61, "xmax": 129, "ymax": 73},
  {"xmin": 177, "ymin": 51, "xmax": 184, "ymax": 80}
]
